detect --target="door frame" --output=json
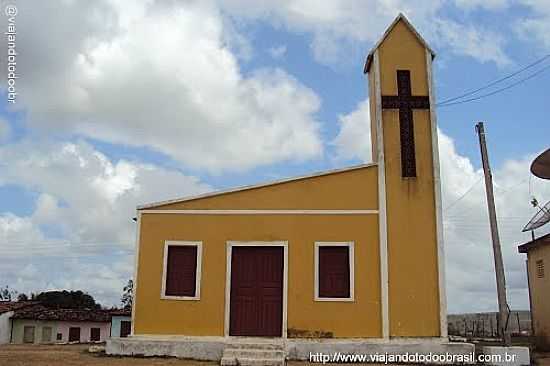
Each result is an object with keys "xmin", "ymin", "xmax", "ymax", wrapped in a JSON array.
[
  {"xmin": 224, "ymin": 241, "xmax": 288, "ymax": 338},
  {"xmin": 23, "ymin": 325, "xmax": 35, "ymax": 344}
]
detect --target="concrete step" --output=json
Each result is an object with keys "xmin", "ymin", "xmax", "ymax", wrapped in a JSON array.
[
  {"xmin": 220, "ymin": 356, "xmax": 238, "ymax": 366},
  {"xmin": 227, "ymin": 357, "xmax": 285, "ymax": 366},
  {"xmin": 223, "ymin": 348, "xmax": 285, "ymax": 359},
  {"xmin": 221, "ymin": 341, "xmax": 286, "ymax": 366}
]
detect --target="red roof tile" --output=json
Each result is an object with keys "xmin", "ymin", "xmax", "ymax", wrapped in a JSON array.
[
  {"xmin": 0, "ymin": 301, "xmax": 39, "ymax": 314},
  {"xmin": 11, "ymin": 305, "xmax": 112, "ymax": 322}
]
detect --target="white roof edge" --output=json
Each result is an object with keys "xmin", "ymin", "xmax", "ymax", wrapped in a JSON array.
[
  {"xmin": 137, "ymin": 162, "xmax": 378, "ymax": 210},
  {"xmin": 364, "ymin": 13, "xmax": 435, "ymax": 73}
]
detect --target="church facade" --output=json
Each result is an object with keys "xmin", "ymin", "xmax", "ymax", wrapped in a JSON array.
[{"xmin": 108, "ymin": 14, "xmax": 472, "ymax": 361}]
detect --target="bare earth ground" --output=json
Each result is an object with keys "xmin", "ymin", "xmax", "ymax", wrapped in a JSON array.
[
  {"xmin": 0, "ymin": 344, "xmax": 396, "ymax": 366},
  {"xmin": 3, "ymin": 343, "xmax": 548, "ymax": 365},
  {"xmin": 0, "ymin": 344, "xmax": 216, "ymax": 366}
]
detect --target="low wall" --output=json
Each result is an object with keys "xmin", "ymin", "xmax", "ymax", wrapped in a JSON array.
[
  {"xmin": 107, "ymin": 336, "xmax": 476, "ymax": 364},
  {"xmin": 107, "ymin": 336, "xmax": 226, "ymax": 360}
]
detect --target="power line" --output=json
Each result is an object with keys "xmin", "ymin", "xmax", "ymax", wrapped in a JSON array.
[
  {"xmin": 446, "ymin": 178, "xmax": 532, "ymax": 218},
  {"xmin": 443, "ymin": 177, "xmax": 483, "ymax": 212},
  {"xmin": 437, "ymin": 63, "xmax": 550, "ymax": 107},
  {"xmin": 437, "ymin": 54, "xmax": 550, "ymax": 106},
  {"xmin": 493, "ymin": 178, "xmax": 529, "ymax": 195}
]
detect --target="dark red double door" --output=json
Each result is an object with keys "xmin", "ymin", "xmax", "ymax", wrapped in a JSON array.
[{"xmin": 229, "ymin": 246, "xmax": 283, "ymax": 337}]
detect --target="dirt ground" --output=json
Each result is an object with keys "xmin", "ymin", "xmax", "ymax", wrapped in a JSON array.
[
  {"xmin": 4, "ymin": 343, "xmax": 549, "ymax": 366},
  {"xmin": 0, "ymin": 344, "xmax": 397, "ymax": 366},
  {"xmin": 0, "ymin": 344, "xmax": 217, "ymax": 366}
]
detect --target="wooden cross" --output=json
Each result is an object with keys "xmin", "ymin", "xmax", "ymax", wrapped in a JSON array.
[{"xmin": 382, "ymin": 70, "xmax": 430, "ymax": 178}]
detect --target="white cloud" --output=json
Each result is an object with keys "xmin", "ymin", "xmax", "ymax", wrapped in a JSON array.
[
  {"xmin": 0, "ymin": 139, "xmax": 212, "ymax": 305},
  {"xmin": 218, "ymin": 0, "xmax": 512, "ymax": 67},
  {"xmin": 0, "ymin": 117, "xmax": 10, "ymax": 141},
  {"xmin": 454, "ymin": 0, "xmax": 510, "ymax": 10},
  {"xmin": 332, "ymin": 101, "xmax": 550, "ymax": 313},
  {"xmin": 268, "ymin": 45, "xmax": 287, "ymax": 59},
  {"xmin": 516, "ymin": 17, "xmax": 550, "ymax": 50},
  {"xmin": 432, "ymin": 19, "xmax": 512, "ymax": 67},
  {"xmin": 332, "ymin": 99, "xmax": 372, "ymax": 163},
  {"xmin": 5, "ymin": 1, "xmax": 323, "ymax": 173},
  {"xmin": 513, "ymin": 1, "xmax": 550, "ymax": 50}
]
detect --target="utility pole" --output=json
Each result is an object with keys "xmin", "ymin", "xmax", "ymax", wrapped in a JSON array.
[{"xmin": 475, "ymin": 122, "xmax": 512, "ymax": 346}]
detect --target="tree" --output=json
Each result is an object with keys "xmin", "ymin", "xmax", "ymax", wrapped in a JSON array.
[
  {"xmin": 121, "ymin": 279, "xmax": 133, "ymax": 310},
  {"xmin": 0, "ymin": 286, "xmax": 17, "ymax": 301},
  {"xmin": 17, "ymin": 293, "xmax": 29, "ymax": 301},
  {"xmin": 34, "ymin": 290, "xmax": 101, "ymax": 309}
]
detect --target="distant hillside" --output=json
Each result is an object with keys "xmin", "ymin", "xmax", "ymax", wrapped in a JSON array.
[{"xmin": 448, "ymin": 311, "xmax": 531, "ymax": 337}]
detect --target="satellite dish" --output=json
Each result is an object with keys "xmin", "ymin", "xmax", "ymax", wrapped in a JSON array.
[
  {"xmin": 531, "ymin": 148, "xmax": 550, "ymax": 180},
  {"xmin": 523, "ymin": 200, "xmax": 550, "ymax": 232}
]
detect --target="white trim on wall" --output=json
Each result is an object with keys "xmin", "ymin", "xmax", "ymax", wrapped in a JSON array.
[
  {"xmin": 373, "ymin": 50, "xmax": 390, "ymax": 339},
  {"xmin": 160, "ymin": 241, "xmax": 203, "ymax": 301},
  {"xmin": 130, "ymin": 211, "xmax": 141, "ymax": 336},
  {"xmin": 426, "ymin": 48, "xmax": 448, "ymax": 338},
  {"xmin": 224, "ymin": 241, "xmax": 288, "ymax": 338},
  {"xmin": 141, "ymin": 210, "xmax": 378, "ymax": 215},
  {"xmin": 314, "ymin": 242, "xmax": 355, "ymax": 302}
]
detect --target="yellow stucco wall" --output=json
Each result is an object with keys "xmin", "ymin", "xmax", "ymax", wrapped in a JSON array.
[
  {"xmin": 527, "ymin": 245, "xmax": 550, "ymax": 347},
  {"xmin": 377, "ymin": 20, "xmax": 441, "ymax": 336},
  {"xmin": 149, "ymin": 165, "xmax": 378, "ymax": 210},
  {"xmin": 134, "ymin": 214, "xmax": 381, "ymax": 338},
  {"xmin": 134, "ymin": 167, "xmax": 382, "ymax": 338}
]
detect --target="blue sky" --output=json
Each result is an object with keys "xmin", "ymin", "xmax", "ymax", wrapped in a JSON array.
[{"xmin": 0, "ymin": 0, "xmax": 549, "ymax": 312}]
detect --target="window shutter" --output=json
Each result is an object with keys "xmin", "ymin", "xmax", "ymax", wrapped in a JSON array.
[
  {"xmin": 90, "ymin": 328, "xmax": 100, "ymax": 342},
  {"xmin": 120, "ymin": 321, "xmax": 131, "ymax": 338},
  {"xmin": 165, "ymin": 245, "xmax": 198, "ymax": 297},
  {"xmin": 318, "ymin": 246, "xmax": 350, "ymax": 298},
  {"xmin": 68, "ymin": 327, "xmax": 80, "ymax": 342}
]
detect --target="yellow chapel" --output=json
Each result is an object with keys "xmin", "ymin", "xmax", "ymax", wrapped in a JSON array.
[{"xmin": 108, "ymin": 14, "xmax": 473, "ymax": 363}]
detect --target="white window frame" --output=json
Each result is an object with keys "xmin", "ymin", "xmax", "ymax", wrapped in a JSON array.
[
  {"xmin": 314, "ymin": 241, "xmax": 355, "ymax": 302},
  {"xmin": 161, "ymin": 240, "xmax": 202, "ymax": 301}
]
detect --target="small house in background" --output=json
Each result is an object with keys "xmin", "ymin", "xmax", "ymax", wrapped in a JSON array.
[
  {"xmin": 0, "ymin": 302, "xmax": 38, "ymax": 344},
  {"xmin": 110, "ymin": 309, "xmax": 132, "ymax": 338},
  {"xmin": 10, "ymin": 305, "xmax": 111, "ymax": 344},
  {"xmin": 518, "ymin": 232, "xmax": 550, "ymax": 350}
]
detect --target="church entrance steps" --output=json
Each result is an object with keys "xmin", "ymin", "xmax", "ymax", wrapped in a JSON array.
[{"xmin": 221, "ymin": 339, "xmax": 286, "ymax": 366}]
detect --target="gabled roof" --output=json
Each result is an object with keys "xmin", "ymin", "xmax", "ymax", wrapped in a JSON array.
[
  {"xmin": 11, "ymin": 305, "xmax": 112, "ymax": 322},
  {"xmin": 0, "ymin": 301, "xmax": 39, "ymax": 314},
  {"xmin": 109, "ymin": 308, "xmax": 131, "ymax": 316},
  {"xmin": 518, "ymin": 232, "xmax": 550, "ymax": 253},
  {"xmin": 364, "ymin": 13, "xmax": 436, "ymax": 74},
  {"xmin": 138, "ymin": 163, "xmax": 377, "ymax": 210}
]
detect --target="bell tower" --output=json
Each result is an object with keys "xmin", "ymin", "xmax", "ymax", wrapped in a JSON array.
[{"xmin": 365, "ymin": 14, "xmax": 446, "ymax": 338}]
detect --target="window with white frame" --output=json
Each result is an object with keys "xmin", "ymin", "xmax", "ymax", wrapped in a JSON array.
[
  {"xmin": 314, "ymin": 242, "xmax": 354, "ymax": 301},
  {"xmin": 161, "ymin": 241, "xmax": 202, "ymax": 300}
]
